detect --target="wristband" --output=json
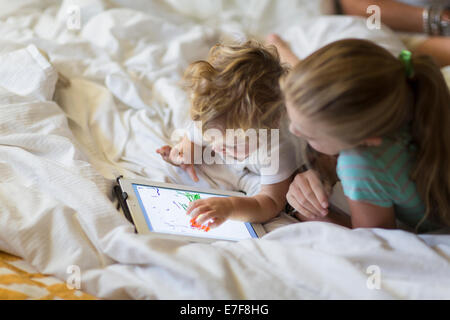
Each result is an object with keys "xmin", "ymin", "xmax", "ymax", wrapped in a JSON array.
[
  {"xmin": 430, "ymin": 6, "xmax": 443, "ymax": 36},
  {"xmin": 441, "ymin": 9, "xmax": 450, "ymax": 36}
]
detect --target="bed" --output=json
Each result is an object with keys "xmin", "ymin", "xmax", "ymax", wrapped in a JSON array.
[{"xmin": 0, "ymin": 0, "xmax": 449, "ymax": 300}]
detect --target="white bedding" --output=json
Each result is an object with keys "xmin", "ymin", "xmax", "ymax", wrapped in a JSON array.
[{"xmin": 0, "ymin": 0, "xmax": 449, "ymax": 299}]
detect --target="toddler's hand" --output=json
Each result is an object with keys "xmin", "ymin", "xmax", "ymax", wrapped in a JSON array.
[
  {"xmin": 287, "ymin": 169, "xmax": 330, "ymax": 219},
  {"xmin": 156, "ymin": 143, "xmax": 199, "ymax": 182},
  {"xmin": 186, "ymin": 197, "xmax": 234, "ymax": 229}
]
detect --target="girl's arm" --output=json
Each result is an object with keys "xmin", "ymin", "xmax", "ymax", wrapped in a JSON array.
[
  {"xmin": 186, "ymin": 177, "xmax": 293, "ymax": 228},
  {"xmin": 347, "ymin": 198, "xmax": 397, "ymax": 229},
  {"xmin": 294, "ymin": 197, "xmax": 397, "ymax": 230},
  {"xmin": 340, "ymin": 0, "xmax": 424, "ymax": 33},
  {"xmin": 293, "ymin": 206, "xmax": 352, "ymax": 228}
]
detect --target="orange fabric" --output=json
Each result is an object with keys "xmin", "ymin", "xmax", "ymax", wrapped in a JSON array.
[{"xmin": 0, "ymin": 251, "xmax": 97, "ymax": 300}]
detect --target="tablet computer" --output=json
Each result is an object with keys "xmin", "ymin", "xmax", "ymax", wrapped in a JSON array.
[{"xmin": 116, "ymin": 177, "xmax": 266, "ymax": 243}]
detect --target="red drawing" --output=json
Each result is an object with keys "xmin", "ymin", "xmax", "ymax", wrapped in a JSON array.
[{"xmin": 190, "ymin": 218, "xmax": 210, "ymax": 232}]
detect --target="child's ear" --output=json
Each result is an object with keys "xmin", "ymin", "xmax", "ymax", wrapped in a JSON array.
[{"xmin": 363, "ymin": 138, "xmax": 383, "ymax": 147}]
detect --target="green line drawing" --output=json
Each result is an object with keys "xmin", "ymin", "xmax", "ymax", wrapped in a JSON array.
[
  {"xmin": 177, "ymin": 191, "xmax": 201, "ymax": 203},
  {"xmin": 175, "ymin": 191, "xmax": 201, "ymax": 212}
]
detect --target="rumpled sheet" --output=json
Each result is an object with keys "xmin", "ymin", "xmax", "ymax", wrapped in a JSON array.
[{"xmin": 0, "ymin": 0, "xmax": 449, "ymax": 299}]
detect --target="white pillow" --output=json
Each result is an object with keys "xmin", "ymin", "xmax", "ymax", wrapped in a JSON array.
[
  {"xmin": 163, "ymin": 0, "xmax": 336, "ymax": 20},
  {"xmin": 283, "ymin": 16, "xmax": 407, "ymax": 60},
  {"xmin": 0, "ymin": 44, "xmax": 58, "ymax": 101}
]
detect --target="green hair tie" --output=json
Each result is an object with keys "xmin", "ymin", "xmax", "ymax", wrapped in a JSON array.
[{"xmin": 398, "ymin": 50, "xmax": 414, "ymax": 79}]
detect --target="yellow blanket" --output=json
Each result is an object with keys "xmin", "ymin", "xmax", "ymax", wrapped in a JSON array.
[{"xmin": 0, "ymin": 251, "xmax": 96, "ymax": 300}]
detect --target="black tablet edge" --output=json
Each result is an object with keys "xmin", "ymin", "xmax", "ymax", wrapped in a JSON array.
[{"xmin": 113, "ymin": 183, "xmax": 137, "ymax": 233}]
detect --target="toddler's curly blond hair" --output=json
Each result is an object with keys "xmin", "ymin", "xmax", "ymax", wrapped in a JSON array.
[{"xmin": 184, "ymin": 41, "xmax": 289, "ymax": 131}]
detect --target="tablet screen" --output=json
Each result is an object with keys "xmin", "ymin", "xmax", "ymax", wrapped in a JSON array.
[{"xmin": 132, "ymin": 184, "xmax": 259, "ymax": 241}]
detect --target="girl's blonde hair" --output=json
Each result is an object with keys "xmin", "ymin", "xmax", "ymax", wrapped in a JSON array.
[
  {"xmin": 184, "ymin": 41, "xmax": 289, "ymax": 131},
  {"xmin": 282, "ymin": 39, "xmax": 450, "ymax": 229}
]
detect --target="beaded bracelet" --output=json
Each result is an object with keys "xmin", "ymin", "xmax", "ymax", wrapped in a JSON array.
[
  {"xmin": 441, "ymin": 9, "xmax": 450, "ymax": 36},
  {"xmin": 424, "ymin": 5, "xmax": 450, "ymax": 36},
  {"xmin": 430, "ymin": 6, "xmax": 443, "ymax": 36}
]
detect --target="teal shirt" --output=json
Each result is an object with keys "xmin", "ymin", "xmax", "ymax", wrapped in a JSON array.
[{"xmin": 337, "ymin": 131, "xmax": 438, "ymax": 233}]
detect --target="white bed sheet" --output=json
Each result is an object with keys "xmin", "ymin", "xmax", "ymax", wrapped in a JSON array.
[{"xmin": 0, "ymin": 0, "xmax": 449, "ymax": 299}]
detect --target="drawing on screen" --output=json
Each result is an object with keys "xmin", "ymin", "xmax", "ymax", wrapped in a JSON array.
[
  {"xmin": 142, "ymin": 187, "xmax": 210, "ymax": 233},
  {"xmin": 178, "ymin": 191, "xmax": 200, "ymax": 202},
  {"xmin": 177, "ymin": 191, "xmax": 210, "ymax": 232},
  {"xmin": 135, "ymin": 185, "xmax": 254, "ymax": 241}
]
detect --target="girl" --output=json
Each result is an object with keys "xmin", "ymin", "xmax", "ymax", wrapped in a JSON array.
[
  {"xmin": 157, "ymin": 41, "xmax": 306, "ymax": 229},
  {"xmin": 281, "ymin": 38, "xmax": 450, "ymax": 233}
]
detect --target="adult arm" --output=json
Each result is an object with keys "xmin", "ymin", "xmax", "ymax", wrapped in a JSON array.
[
  {"xmin": 340, "ymin": 0, "xmax": 424, "ymax": 33},
  {"xmin": 293, "ymin": 197, "xmax": 397, "ymax": 230}
]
